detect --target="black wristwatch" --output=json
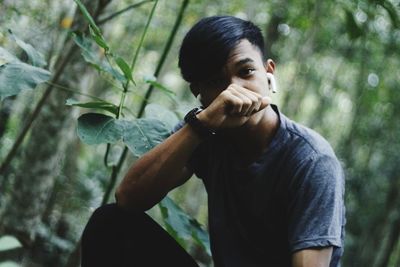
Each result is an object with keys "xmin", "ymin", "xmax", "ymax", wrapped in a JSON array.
[{"xmin": 184, "ymin": 108, "xmax": 216, "ymax": 139}]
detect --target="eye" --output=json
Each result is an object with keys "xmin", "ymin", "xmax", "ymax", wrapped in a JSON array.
[{"xmin": 239, "ymin": 68, "xmax": 255, "ymax": 77}]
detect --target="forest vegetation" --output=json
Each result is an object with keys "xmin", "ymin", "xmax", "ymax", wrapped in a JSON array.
[{"xmin": 0, "ymin": 0, "xmax": 399, "ymax": 266}]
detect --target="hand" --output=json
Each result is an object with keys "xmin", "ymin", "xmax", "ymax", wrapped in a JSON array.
[{"xmin": 197, "ymin": 84, "xmax": 271, "ymax": 130}]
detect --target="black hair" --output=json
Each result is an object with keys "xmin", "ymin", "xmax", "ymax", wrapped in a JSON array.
[{"xmin": 178, "ymin": 15, "xmax": 265, "ymax": 84}]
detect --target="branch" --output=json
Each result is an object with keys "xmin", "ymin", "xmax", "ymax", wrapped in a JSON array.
[{"xmin": 97, "ymin": 0, "xmax": 154, "ymax": 25}]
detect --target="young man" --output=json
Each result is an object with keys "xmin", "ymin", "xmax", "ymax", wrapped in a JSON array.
[{"xmin": 82, "ymin": 16, "xmax": 345, "ymax": 267}]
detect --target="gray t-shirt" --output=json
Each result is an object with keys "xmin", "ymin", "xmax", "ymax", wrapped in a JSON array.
[{"xmin": 174, "ymin": 105, "xmax": 345, "ymax": 267}]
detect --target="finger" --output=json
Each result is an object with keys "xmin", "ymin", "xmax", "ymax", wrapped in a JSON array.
[
  {"xmin": 224, "ymin": 92, "xmax": 244, "ymax": 115},
  {"xmin": 259, "ymin": 96, "xmax": 271, "ymax": 110},
  {"xmin": 231, "ymin": 86, "xmax": 264, "ymax": 116},
  {"xmin": 229, "ymin": 90, "xmax": 253, "ymax": 116}
]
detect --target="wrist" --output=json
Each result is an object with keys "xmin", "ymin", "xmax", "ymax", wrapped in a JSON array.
[
  {"xmin": 195, "ymin": 110, "xmax": 215, "ymax": 130},
  {"xmin": 184, "ymin": 108, "xmax": 216, "ymax": 139}
]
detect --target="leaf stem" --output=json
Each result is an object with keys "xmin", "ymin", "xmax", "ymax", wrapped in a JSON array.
[
  {"xmin": 129, "ymin": 0, "xmax": 158, "ymax": 77},
  {"xmin": 45, "ymin": 81, "xmax": 105, "ymax": 102},
  {"xmin": 97, "ymin": 0, "xmax": 155, "ymax": 25}
]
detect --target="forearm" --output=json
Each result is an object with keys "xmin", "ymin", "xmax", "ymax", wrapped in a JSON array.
[
  {"xmin": 115, "ymin": 124, "xmax": 202, "ymax": 211},
  {"xmin": 292, "ymin": 247, "xmax": 332, "ymax": 267}
]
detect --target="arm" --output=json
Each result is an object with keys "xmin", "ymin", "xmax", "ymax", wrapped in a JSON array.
[
  {"xmin": 116, "ymin": 124, "xmax": 201, "ymax": 211},
  {"xmin": 116, "ymin": 84, "xmax": 270, "ymax": 211},
  {"xmin": 292, "ymin": 247, "xmax": 333, "ymax": 267}
]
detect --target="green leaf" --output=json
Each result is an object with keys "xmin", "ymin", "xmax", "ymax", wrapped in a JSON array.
[
  {"xmin": 0, "ymin": 47, "xmax": 18, "ymax": 65},
  {"xmin": 74, "ymin": 0, "xmax": 101, "ymax": 36},
  {"xmin": 72, "ymin": 32, "xmax": 126, "ymax": 83},
  {"xmin": 144, "ymin": 75, "xmax": 175, "ymax": 96},
  {"xmin": 345, "ymin": 10, "xmax": 363, "ymax": 39},
  {"xmin": 0, "ymin": 60, "xmax": 51, "ymax": 100},
  {"xmin": 8, "ymin": 29, "xmax": 47, "ymax": 67},
  {"xmin": 115, "ymin": 56, "xmax": 133, "ymax": 82},
  {"xmin": 0, "ymin": 235, "xmax": 22, "ymax": 251},
  {"xmin": 122, "ymin": 118, "xmax": 170, "ymax": 156},
  {"xmin": 66, "ymin": 98, "xmax": 118, "ymax": 116},
  {"xmin": 77, "ymin": 114, "xmax": 169, "ymax": 156},
  {"xmin": 89, "ymin": 25, "xmax": 109, "ymax": 51},
  {"xmin": 159, "ymin": 196, "xmax": 211, "ymax": 256},
  {"xmin": 144, "ymin": 103, "xmax": 179, "ymax": 130},
  {"xmin": 77, "ymin": 113, "xmax": 122, "ymax": 145}
]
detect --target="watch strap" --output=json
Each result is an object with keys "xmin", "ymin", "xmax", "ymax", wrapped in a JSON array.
[{"xmin": 184, "ymin": 108, "xmax": 215, "ymax": 139}]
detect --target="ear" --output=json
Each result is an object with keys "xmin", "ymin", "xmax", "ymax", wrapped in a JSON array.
[{"xmin": 264, "ymin": 59, "xmax": 276, "ymax": 74}]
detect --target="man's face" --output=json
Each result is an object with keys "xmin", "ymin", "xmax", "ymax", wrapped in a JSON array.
[{"xmin": 192, "ymin": 39, "xmax": 274, "ymax": 108}]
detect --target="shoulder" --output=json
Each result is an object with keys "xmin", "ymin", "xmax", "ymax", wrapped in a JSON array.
[
  {"xmin": 284, "ymin": 116, "xmax": 335, "ymax": 158},
  {"xmin": 277, "ymin": 114, "xmax": 344, "ymax": 186}
]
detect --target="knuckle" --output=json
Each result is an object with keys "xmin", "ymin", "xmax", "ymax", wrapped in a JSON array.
[{"xmin": 244, "ymin": 99, "xmax": 252, "ymax": 106}]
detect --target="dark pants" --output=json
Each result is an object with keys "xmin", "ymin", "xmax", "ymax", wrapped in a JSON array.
[{"xmin": 81, "ymin": 203, "xmax": 199, "ymax": 267}]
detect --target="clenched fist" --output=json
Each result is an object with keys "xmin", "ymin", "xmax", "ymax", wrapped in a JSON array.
[{"xmin": 196, "ymin": 84, "xmax": 271, "ymax": 130}]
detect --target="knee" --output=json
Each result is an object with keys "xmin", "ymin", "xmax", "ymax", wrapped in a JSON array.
[
  {"xmin": 83, "ymin": 203, "xmax": 127, "ymax": 231},
  {"xmin": 83, "ymin": 203, "xmax": 147, "ymax": 233}
]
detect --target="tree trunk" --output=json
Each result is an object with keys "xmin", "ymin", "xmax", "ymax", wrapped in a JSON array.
[{"xmin": 0, "ymin": 0, "xmax": 112, "ymax": 266}]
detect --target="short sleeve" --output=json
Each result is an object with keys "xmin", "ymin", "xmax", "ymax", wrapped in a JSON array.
[
  {"xmin": 287, "ymin": 153, "xmax": 345, "ymax": 252},
  {"xmin": 171, "ymin": 121, "xmax": 207, "ymax": 179}
]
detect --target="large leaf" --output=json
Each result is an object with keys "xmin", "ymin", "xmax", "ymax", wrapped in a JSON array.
[
  {"xmin": 66, "ymin": 98, "xmax": 118, "ymax": 116},
  {"xmin": 159, "ymin": 196, "xmax": 211, "ymax": 256},
  {"xmin": 9, "ymin": 29, "xmax": 47, "ymax": 67},
  {"xmin": 77, "ymin": 113, "xmax": 122, "ymax": 145},
  {"xmin": 122, "ymin": 118, "xmax": 170, "ymax": 156},
  {"xmin": 77, "ymin": 113, "xmax": 170, "ymax": 156},
  {"xmin": 144, "ymin": 103, "xmax": 179, "ymax": 130},
  {"xmin": 0, "ymin": 60, "xmax": 51, "ymax": 100}
]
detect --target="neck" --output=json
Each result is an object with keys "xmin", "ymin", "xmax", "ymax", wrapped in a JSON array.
[{"xmin": 222, "ymin": 105, "xmax": 280, "ymax": 163}]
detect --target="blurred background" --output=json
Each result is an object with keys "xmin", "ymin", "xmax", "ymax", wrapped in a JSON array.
[{"xmin": 0, "ymin": 0, "xmax": 399, "ymax": 266}]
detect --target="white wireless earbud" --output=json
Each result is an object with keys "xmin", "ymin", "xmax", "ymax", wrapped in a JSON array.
[{"xmin": 266, "ymin": 73, "xmax": 278, "ymax": 93}]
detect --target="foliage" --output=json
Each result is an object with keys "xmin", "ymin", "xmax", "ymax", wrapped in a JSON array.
[
  {"xmin": 0, "ymin": 0, "xmax": 399, "ymax": 266},
  {"xmin": 72, "ymin": 0, "xmax": 210, "ymax": 260},
  {"xmin": 0, "ymin": 32, "xmax": 51, "ymax": 101},
  {"xmin": 159, "ymin": 196, "xmax": 211, "ymax": 256},
  {"xmin": 77, "ymin": 113, "xmax": 170, "ymax": 156}
]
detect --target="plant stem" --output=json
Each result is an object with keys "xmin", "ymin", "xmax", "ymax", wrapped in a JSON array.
[
  {"xmin": 130, "ymin": 0, "xmax": 158, "ymax": 76},
  {"xmin": 100, "ymin": 0, "xmax": 189, "ymax": 205},
  {"xmin": 137, "ymin": 0, "xmax": 189, "ymax": 117},
  {"xmin": 97, "ymin": 0, "xmax": 155, "ymax": 25},
  {"xmin": 116, "ymin": 0, "xmax": 158, "ymax": 118},
  {"xmin": 101, "ymin": 146, "xmax": 129, "ymax": 205}
]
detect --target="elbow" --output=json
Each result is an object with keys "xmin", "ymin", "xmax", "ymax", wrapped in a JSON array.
[
  {"xmin": 114, "ymin": 186, "xmax": 136, "ymax": 211},
  {"xmin": 115, "ymin": 185, "xmax": 130, "ymax": 210},
  {"xmin": 115, "ymin": 185, "xmax": 157, "ymax": 212}
]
